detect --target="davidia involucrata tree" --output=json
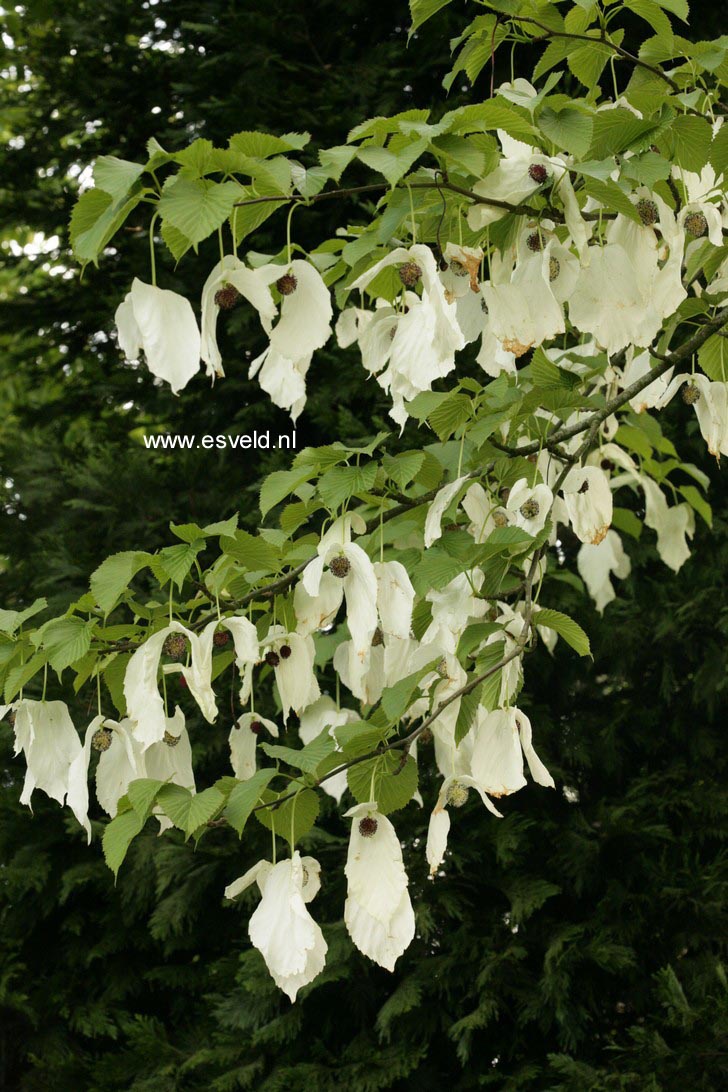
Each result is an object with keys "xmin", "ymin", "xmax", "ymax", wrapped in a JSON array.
[{"xmin": 2, "ymin": 0, "xmax": 727, "ymax": 1000}]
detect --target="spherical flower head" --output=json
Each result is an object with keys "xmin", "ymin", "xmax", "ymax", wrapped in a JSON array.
[
  {"xmin": 682, "ymin": 382, "xmax": 701, "ymax": 405},
  {"xmin": 213, "ymin": 283, "xmax": 241, "ymax": 310},
  {"xmin": 445, "ymin": 781, "xmax": 470, "ymax": 808},
  {"xmin": 358, "ymin": 816, "xmax": 378, "ymax": 838},
  {"xmin": 163, "ymin": 729, "xmax": 180, "ymax": 748},
  {"xmin": 519, "ymin": 497, "xmax": 540, "ymax": 520},
  {"xmin": 398, "ymin": 261, "xmax": 422, "ymax": 288},
  {"xmin": 163, "ymin": 633, "xmax": 188, "ymax": 661},
  {"xmin": 636, "ymin": 198, "xmax": 659, "ymax": 226},
  {"xmin": 249, "ymin": 719, "xmax": 264, "ymax": 735},
  {"xmin": 528, "ymin": 163, "xmax": 549, "ymax": 185},
  {"xmin": 684, "ymin": 211, "xmax": 708, "ymax": 238},
  {"xmin": 91, "ymin": 727, "xmax": 113, "ymax": 753},
  {"xmin": 213, "ymin": 630, "xmax": 230, "ymax": 648},
  {"xmin": 265, "ymin": 650, "xmax": 281, "ymax": 667},
  {"xmin": 526, "ymin": 230, "xmax": 543, "ymax": 252},
  {"xmin": 493, "ymin": 509, "xmax": 509, "ymax": 528},
  {"xmin": 275, "ymin": 272, "xmax": 298, "ymax": 296},
  {"xmin": 329, "ymin": 554, "xmax": 351, "ymax": 579},
  {"xmin": 449, "ymin": 258, "xmax": 469, "ymax": 278},
  {"xmin": 279, "ymin": 644, "xmax": 292, "ymax": 659},
  {"xmin": 548, "ymin": 256, "xmax": 561, "ymax": 283}
]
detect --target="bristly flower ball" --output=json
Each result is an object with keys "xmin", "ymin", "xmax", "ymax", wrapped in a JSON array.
[
  {"xmin": 549, "ymin": 257, "xmax": 561, "ymax": 282},
  {"xmin": 682, "ymin": 383, "xmax": 701, "ymax": 405},
  {"xmin": 213, "ymin": 630, "xmax": 230, "ymax": 648},
  {"xmin": 329, "ymin": 554, "xmax": 351, "ymax": 579},
  {"xmin": 519, "ymin": 498, "xmax": 540, "ymax": 520},
  {"xmin": 445, "ymin": 781, "xmax": 470, "ymax": 808},
  {"xmin": 163, "ymin": 633, "xmax": 188, "ymax": 661},
  {"xmin": 91, "ymin": 727, "xmax": 113, "ymax": 753},
  {"xmin": 636, "ymin": 198, "xmax": 659, "ymax": 226},
  {"xmin": 526, "ymin": 231, "xmax": 543, "ymax": 252},
  {"xmin": 250, "ymin": 720, "xmax": 264, "ymax": 735},
  {"xmin": 279, "ymin": 644, "xmax": 292, "ymax": 659},
  {"xmin": 358, "ymin": 816, "xmax": 378, "ymax": 838},
  {"xmin": 528, "ymin": 163, "xmax": 549, "ymax": 185},
  {"xmin": 265, "ymin": 650, "xmax": 281, "ymax": 668},
  {"xmin": 213, "ymin": 283, "xmax": 241, "ymax": 310},
  {"xmin": 163, "ymin": 730, "xmax": 180, "ymax": 747},
  {"xmin": 275, "ymin": 272, "xmax": 298, "ymax": 296},
  {"xmin": 397, "ymin": 261, "xmax": 422, "ymax": 288},
  {"xmin": 684, "ymin": 211, "xmax": 708, "ymax": 238}
]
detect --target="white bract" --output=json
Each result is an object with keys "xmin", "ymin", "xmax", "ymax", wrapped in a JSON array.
[
  {"xmin": 225, "ymin": 852, "xmax": 327, "ymax": 1002},
  {"xmin": 115, "ymin": 278, "xmax": 201, "ymax": 394}
]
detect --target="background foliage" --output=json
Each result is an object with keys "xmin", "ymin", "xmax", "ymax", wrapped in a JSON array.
[{"xmin": 0, "ymin": 1, "xmax": 725, "ymax": 1087}]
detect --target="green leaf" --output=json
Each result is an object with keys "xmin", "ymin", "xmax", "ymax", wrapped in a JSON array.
[
  {"xmin": 538, "ymin": 107, "xmax": 593, "ymax": 157},
  {"xmin": 567, "ymin": 38, "xmax": 612, "ymax": 90},
  {"xmin": 4, "ymin": 651, "xmax": 47, "ymax": 703},
  {"xmin": 698, "ymin": 334, "xmax": 728, "ymax": 381},
  {"xmin": 70, "ymin": 188, "xmax": 142, "ymax": 264},
  {"xmin": 157, "ymin": 177, "xmax": 243, "ymax": 246},
  {"xmin": 583, "ymin": 178, "xmax": 642, "ymax": 222},
  {"xmin": 710, "ymin": 124, "xmax": 728, "ymax": 178},
  {"xmin": 225, "ymin": 769, "xmax": 278, "ymax": 836},
  {"xmin": 156, "ymin": 784, "xmax": 226, "ymax": 837},
  {"xmin": 103, "ymin": 809, "xmax": 145, "ymax": 880},
  {"xmin": 42, "ymin": 617, "xmax": 95, "ymax": 672},
  {"xmin": 654, "ymin": 0, "xmax": 688, "ymax": 20},
  {"xmin": 318, "ymin": 462, "xmax": 378, "ymax": 508},
  {"xmin": 94, "ymin": 155, "xmax": 145, "ymax": 201},
  {"xmin": 611, "ymin": 507, "xmax": 643, "ymax": 540},
  {"xmin": 255, "ymin": 786, "xmax": 320, "ymax": 844},
  {"xmin": 669, "ymin": 114, "xmax": 712, "ymax": 172},
  {"xmin": 409, "ymin": 0, "xmax": 451, "ymax": 34},
  {"xmin": 357, "ymin": 138, "xmax": 428, "ymax": 187},
  {"xmin": 588, "ymin": 108, "xmax": 657, "ymax": 158},
  {"xmin": 219, "ymin": 530, "xmax": 281, "ymax": 573},
  {"xmin": 260, "ymin": 731, "xmax": 336, "ymax": 775},
  {"xmin": 103, "ymin": 653, "xmax": 129, "ymax": 717},
  {"xmin": 533, "ymin": 608, "xmax": 591, "ymax": 657},
  {"xmin": 0, "ymin": 598, "xmax": 47, "ymax": 636},
  {"xmin": 260, "ymin": 468, "xmax": 315, "ymax": 517},
  {"xmin": 678, "ymin": 484, "xmax": 711, "ymax": 527},
  {"xmin": 126, "ymin": 778, "xmax": 166, "ymax": 820},
  {"xmin": 90, "ymin": 551, "xmax": 151, "ymax": 613},
  {"xmin": 381, "ymin": 660, "xmax": 439, "ymax": 722},
  {"xmin": 382, "ymin": 451, "xmax": 425, "ymax": 490},
  {"xmin": 155, "ymin": 541, "xmax": 205, "ymax": 589},
  {"xmin": 454, "ymin": 682, "xmax": 483, "ymax": 746},
  {"xmin": 347, "ymin": 751, "xmax": 418, "ymax": 815}
]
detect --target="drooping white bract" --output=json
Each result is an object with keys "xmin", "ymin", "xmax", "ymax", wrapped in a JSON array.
[
  {"xmin": 143, "ymin": 706, "xmax": 194, "ymax": 782},
  {"xmin": 470, "ymin": 706, "xmax": 554, "ymax": 797},
  {"xmin": 115, "ymin": 278, "xmax": 201, "ymax": 394},
  {"xmin": 124, "ymin": 623, "xmax": 191, "ymax": 748},
  {"xmin": 165, "ymin": 616, "xmax": 260, "ymax": 719},
  {"xmin": 374, "ymin": 560, "xmax": 415, "ymax": 640},
  {"xmin": 422, "ymin": 569, "xmax": 489, "ymax": 653},
  {"xmin": 641, "ymin": 477, "xmax": 695, "ymax": 572},
  {"xmin": 506, "ymin": 477, "xmax": 553, "ymax": 535},
  {"xmin": 577, "ymin": 530, "xmax": 631, "ymax": 613},
  {"xmin": 351, "ymin": 244, "xmax": 465, "ymax": 426},
  {"xmin": 568, "ymin": 214, "xmax": 686, "ymax": 354},
  {"xmin": 298, "ymin": 696, "xmax": 358, "ymax": 803},
  {"xmin": 344, "ymin": 802, "xmax": 415, "ymax": 971},
  {"xmin": 426, "ymin": 774, "xmax": 502, "ymax": 878},
  {"xmin": 229, "ymin": 712, "xmax": 279, "ymax": 781},
  {"xmin": 95, "ymin": 718, "xmax": 145, "ymax": 818},
  {"xmin": 674, "ymin": 149, "xmax": 725, "ymax": 247},
  {"xmin": 225, "ymin": 852, "xmax": 327, "ymax": 1002},
  {"xmin": 424, "ymin": 475, "xmax": 470, "ymax": 547},
  {"xmin": 561, "ymin": 465, "xmax": 613, "ymax": 545},
  {"xmin": 247, "ymin": 258, "xmax": 333, "ymax": 420},
  {"xmin": 467, "ymin": 131, "xmax": 560, "ymax": 230},
  {"xmin": 440, "ymin": 242, "xmax": 483, "ymax": 299},
  {"xmin": 12, "ymin": 699, "xmax": 82, "ymax": 810},
  {"xmin": 621, "ymin": 349, "xmax": 674, "ymax": 413},
  {"xmin": 301, "ymin": 515, "xmax": 378, "ymax": 669},
  {"xmin": 461, "ymin": 482, "xmax": 508, "ymax": 543},
  {"xmin": 67, "ymin": 714, "xmax": 106, "ymax": 841},
  {"xmin": 261, "ymin": 625, "xmax": 320, "ymax": 721},
  {"xmin": 200, "ymin": 255, "xmax": 277, "ymax": 379},
  {"xmin": 483, "ymin": 243, "xmax": 566, "ymax": 358},
  {"xmin": 658, "ymin": 373, "xmax": 728, "ymax": 460}
]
